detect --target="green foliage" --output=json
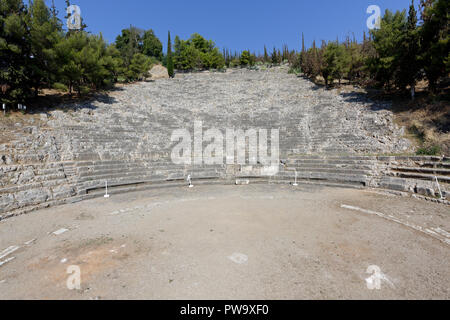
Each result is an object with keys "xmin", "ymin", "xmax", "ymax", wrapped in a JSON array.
[
  {"xmin": 115, "ymin": 26, "xmax": 144, "ymax": 65},
  {"xmin": 321, "ymin": 41, "xmax": 349, "ymax": 87},
  {"xmin": 263, "ymin": 45, "xmax": 269, "ymax": 63},
  {"xmin": 288, "ymin": 67, "xmax": 301, "ymax": 74},
  {"xmin": 367, "ymin": 9, "xmax": 408, "ymax": 90},
  {"xmin": 0, "ymin": 0, "xmax": 33, "ymax": 103},
  {"xmin": 416, "ymin": 145, "xmax": 442, "ymax": 155},
  {"xmin": 300, "ymin": 42, "xmax": 322, "ymax": 80},
  {"xmin": 298, "ymin": 0, "xmax": 447, "ymax": 96},
  {"xmin": 229, "ymin": 58, "xmax": 240, "ymax": 68},
  {"xmin": 54, "ymin": 31, "xmax": 127, "ymax": 93},
  {"xmin": 167, "ymin": 31, "xmax": 174, "ymax": 78},
  {"xmin": 240, "ymin": 50, "xmax": 251, "ymax": 66},
  {"xmin": 174, "ymin": 36, "xmax": 201, "ymax": 70},
  {"xmin": 271, "ymin": 47, "xmax": 281, "ymax": 65},
  {"xmin": 396, "ymin": 2, "xmax": 420, "ymax": 92},
  {"xmin": 28, "ymin": 0, "xmax": 63, "ymax": 95},
  {"xmin": 0, "ymin": 0, "xmax": 161, "ymax": 103},
  {"xmin": 53, "ymin": 82, "xmax": 68, "ymax": 92},
  {"xmin": 202, "ymin": 47, "xmax": 225, "ymax": 69},
  {"xmin": 142, "ymin": 29, "xmax": 163, "ymax": 61},
  {"xmin": 126, "ymin": 53, "xmax": 151, "ymax": 81},
  {"xmin": 173, "ymin": 33, "xmax": 225, "ymax": 71},
  {"xmin": 419, "ymin": 0, "xmax": 449, "ymax": 92},
  {"xmin": 1, "ymin": 0, "xmax": 447, "ymax": 106},
  {"xmin": 409, "ymin": 124, "xmax": 426, "ymax": 142}
]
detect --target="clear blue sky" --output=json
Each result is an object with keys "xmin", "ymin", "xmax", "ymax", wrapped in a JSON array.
[{"xmin": 52, "ymin": 0, "xmax": 416, "ymax": 53}]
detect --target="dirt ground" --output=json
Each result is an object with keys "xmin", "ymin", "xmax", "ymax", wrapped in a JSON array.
[{"xmin": 0, "ymin": 184, "xmax": 448, "ymax": 300}]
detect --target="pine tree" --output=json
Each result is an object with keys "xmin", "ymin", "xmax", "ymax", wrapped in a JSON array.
[
  {"xmin": 302, "ymin": 33, "xmax": 305, "ymax": 53},
  {"xmin": 240, "ymin": 50, "xmax": 251, "ymax": 66},
  {"xmin": 127, "ymin": 52, "xmax": 151, "ymax": 81},
  {"xmin": 0, "ymin": 0, "xmax": 33, "ymax": 104},
  {"xmin": 29, "ymin": 0, "xmax": 63, "ymax": 96},
  {"xmin": 271, "ymin": 47, "xmax": 278, "ymax": 65},
  {"xmin": 115, "ymin": 26, "xmax": 144, "ymax": 68},
  {"xmin": 398, "ymin": 0, "xmax": 420, "ymax": 98},
  {"xmin": 142, "ymin": 29, "xmax": 163, "ymax": 61},
  {"xmin": 367, "ymin": 9, "xmax": 408, "ymax": 90},
  {"xmin": 167, "ymin": 31, "xmax": 174, "ymax": 78},
  {"xmin": 419, "ymin": 0, "xmax": 449, "ymax": 92}
]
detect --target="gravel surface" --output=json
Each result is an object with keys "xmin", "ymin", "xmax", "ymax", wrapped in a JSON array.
[{"xmin": 0, "ymin": 184, "xmax": 448, "ymax": 300}]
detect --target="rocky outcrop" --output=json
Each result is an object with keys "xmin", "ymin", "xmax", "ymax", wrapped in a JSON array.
[{"xmin": 149, "ymin": 65, "xmax": 169, "ymax": 80}]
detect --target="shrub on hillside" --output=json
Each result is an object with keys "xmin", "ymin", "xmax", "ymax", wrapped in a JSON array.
[{"xmin": 173, "ymin": 33, "xmax": 225, "ymax": 71}]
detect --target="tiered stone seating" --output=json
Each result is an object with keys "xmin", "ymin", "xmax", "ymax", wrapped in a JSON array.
[
  {"xmin": 277, "ymin": 157, "xmax": 376, "ymax": 188},
  {"xmin": 378, "ymin": 156, "xmax": 449, "ymax": 199},
  {"xmin": 0, "ymin": 161, "xmax": 77, "ymax": 218},
  {"xmin": 1, "ymin": 68, "xmax": 447, "ymax": 219}
]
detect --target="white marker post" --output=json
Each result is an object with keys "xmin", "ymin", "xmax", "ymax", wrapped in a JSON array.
[
  {"xmin": 293, "ymin": 169, "xmax": 298, "ymax": 186},
  {"xmin": 2, "ymin": 104, "xmax": 5, "ymax": 116},
  {"xmin": 104, "ymin": 181, "xmax": 110, "ymax": 198},
  {"xmin": 435, "ymin": 176, "xmax": 444, "ymax": 200},
  {"xmin": 187, "ymin": 175, "xmax": 194, "ymax": 188}
]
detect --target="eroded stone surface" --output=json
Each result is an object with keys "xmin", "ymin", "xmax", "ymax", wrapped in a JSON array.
[{"xmin": 149, "ymin": 65, "xmax": 169, "ymax": 80}]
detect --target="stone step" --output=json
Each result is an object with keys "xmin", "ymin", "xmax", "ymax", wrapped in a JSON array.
[
  {"xmin": 389, "ymin": 172, "xmax": 450, "ymax": 183},
  {"xmin": 35, "ymin": 167, "xmax": 65, "ymax": 175},
  {"xmin": 379, "ymin": 176, "xmax": 448, "ymax": 199},
  {"xmin": 379, "ymin": 156, "xmax": 445, "ymax": 162},
  {"xmin": 391, "ymin": 166, "xmax": 450, "ymax": 176},
  {"xmin": 72, "ymin": 152, "xmax": 158, "ymax": 161},
  {"xmin": 284, "ymin": 167, "xmax": 373, "ymax": 175},
  {"xmin": 77, "ymin": 166, "xmax": 222, "ymax": 184},
  {"xmin": 418, "ymin": 162, "xmax": 450, "ymax": 169},
  {"xmin": 0, "ymin": 168, "xmax": 68, "ymax": 189},
  {"xmin": 285, "ymin": 159, "xmax": 377, "ymax": 165},
  {"xmin": 278, "ymin": 171, "xmax": 369, "ymax": 186},
  {"xmin": 0, "ymin": 177, "xmax": 71, "ymax": 194},
  {"xmin": 285, "ymin": 162, "xmax": 375, "ymax": 170},
  {"xmin": 78, "ymin": 172, "xmax": 167, "ymax": 184},
  {"xmin": 272, "ymin": 176, "xmax": 365, "ymax": 189},
  {"xmin": 76, "ymin": 162, "xmax": 220, "ymax": 175},
  {"xmin": 0, "ymin": 183, "xmax": 76, "ymax": 214}
]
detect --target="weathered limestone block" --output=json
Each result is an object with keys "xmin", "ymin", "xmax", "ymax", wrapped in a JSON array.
[
  {"xmin": 15, "ymin": 189, "xmax": 51, "ymax": 207},
  {"xmin": 0, "ymin": 194, "xmax": 15, "ymax": 213},
  {"xmin": 149, "ymin": 65, "xmax": 169, "ymax": 80},
  {"xmin": 416, "ymin": 185, "xmax": 437, "ymax": 197},
  {"xmin": 18, "ymin": 168, "xmax": 35, "ymax": 184},
  {"xmin": 379, "ymin": 177, "xmax": 410, "ymax": 192},
  {"xmin": 52, "ymin": 185, "xmax": 76, "ymax": 199}
]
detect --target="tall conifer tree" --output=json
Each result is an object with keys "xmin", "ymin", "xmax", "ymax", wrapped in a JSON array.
[{"xmin": 167, "ymin": 31, "xmax": 174, "ymax": 78}]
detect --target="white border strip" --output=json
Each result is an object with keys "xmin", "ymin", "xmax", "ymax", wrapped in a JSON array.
[
  {"xmin": 341, "ymin": 205, "xmax": 450, "ymax": 246},
  {"xmin": 0, "ymin": 257, "xmax": 15, "ymax": 267},
  {"xmin": 0, "ymin": 246, "xmax": 20, "ymax": 260}
]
